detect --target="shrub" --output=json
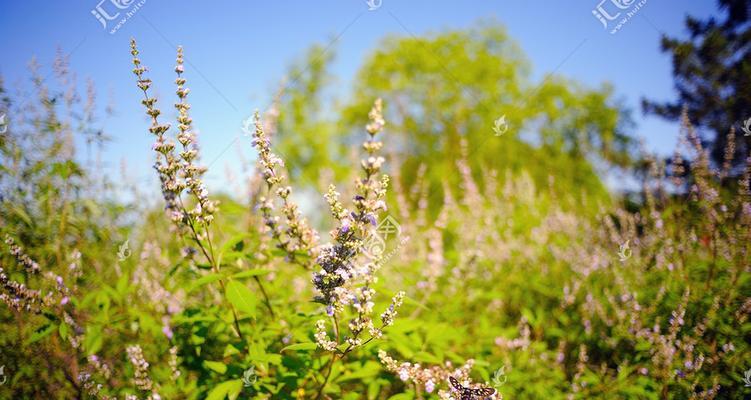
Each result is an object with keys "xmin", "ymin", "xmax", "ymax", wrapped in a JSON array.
[{"xmin": 0, "ymin": 41, "xmax": 749, "ymax": 400}]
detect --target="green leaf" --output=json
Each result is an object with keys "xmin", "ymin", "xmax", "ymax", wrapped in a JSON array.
[
  {"xmin": 26, "ymin": 323, "xmax": 56, "ymax": 344},
  {"xmin": 84, "ymin": 326, "xmax": 103, "ymax": 355},
  {"xmin": 337, "ymin": 367, "xmax": 379, "ymax": 382},
  {"xmin": 402, "ymin": 295, "xmax": 428, "ymax": 310},
  {"xmin": 219, "ymin": 233, "xmax": 252, "ymax": 255},
  {"xmin": 225, "ymin": 280, "xmax": 256, "ymax": 319},
  {"xmin": 232, "ymin": 269, "xmax": 271, "ymax": 279},
  {"xmin": 203, "ymin": 360, "xmax": 228, "ymax": 374},
  {"xmin": 387, "ymin": 394, "xmax": 414, "ymax": 400},
  {"xmin": 280, "ymin": 342, "xmax": 318, "ymax": 352},
  {"xmin": 220, "ymin": 251, "xmax": 248, "ymax": 265},
  {"xmin": 223, "ymin": 344, "xmax": 241, "ymax": 357},
  {"xmin": 368, "ymin": 380, "xmax": 383, "ymax": 400},
  {"xmin": 10, "ymin": 204, "xmax": 32, "ymax": 226},
  {"xmin": 116, "ymin": 273, "xmax": 130, "ymax": 297},
  {"xmin": 188, "ymin": 273, "xmax": 225, "ymax": 293},
  {"xmin": 206, "ymin": 379, "xmax": 243, "ymax": 400},
  {"xmin": 58, "ymin": 322, "xmax": 69, "ymax": 341},
  {"xmin": 413, "ymin": 351, "xmax": 441, "ymax": 364}
]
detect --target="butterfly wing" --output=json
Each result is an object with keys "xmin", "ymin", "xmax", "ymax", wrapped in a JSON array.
[
  {"xmin": 449, "ymin": 377, "xmax": 469, "ymax": 399},
  {"xmin": 449, "ymin": 376, "xmax": 462, "ymax": 390},
  {"xmin": 471, "ymin": 387, "xmax": 497, "ymax": 397},
  {"xmin": 450, "ymin": 377, "xmax": 497, "ymax": 399}
]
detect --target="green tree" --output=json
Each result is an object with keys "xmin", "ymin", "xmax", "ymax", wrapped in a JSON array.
[
  {"xmin": 642, "ymin": 0, "xmax": 751, "ymax": 172},
  {"xmin": 273, "ymin": 44, "xmax": 346, "ymax": 184},
  {"xmin": 274, "ymin": 21, "xmax": 633, "ymax": 207}
]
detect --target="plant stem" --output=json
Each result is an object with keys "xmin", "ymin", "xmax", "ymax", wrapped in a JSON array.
[
  {"xmin": 253, "ymin": 275, "xmax": 275, "ymax": 318},
  {"xmin": 315, "ymin": 353, "xmax": 337, "ymax": 400},
  {"xmin": 178, "ymin": 197, "xmax": 246, "ymax": 342}
]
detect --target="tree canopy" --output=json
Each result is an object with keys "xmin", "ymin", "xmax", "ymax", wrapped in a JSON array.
[
  {"xmin": 643, "ymin": 0, "xmax": 751, "ymax": 173},
  {"xmin": 273, "ymin": 22, "xmax": 634, "ymax": 207}
]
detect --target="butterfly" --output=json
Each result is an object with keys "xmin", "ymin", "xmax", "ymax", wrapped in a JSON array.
[{"xmin": 449, "ymin": 376, "xmax": 496, "ymax": 400}]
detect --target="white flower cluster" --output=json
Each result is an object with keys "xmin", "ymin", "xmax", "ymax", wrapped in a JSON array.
[
  {"xmin": 126, "ymin": 345, "xmax": 157, "ymax": 395},
  {"xmin": 378, "ymin": 350, "xmax": 500, "ymax": 399},
  {"xmin": 314, "ymin": 319, "xmax": 338, "ymax": 352},
  {"xmin": 308, "ymin": 100, "xmax": 407, "ymax": 354}
]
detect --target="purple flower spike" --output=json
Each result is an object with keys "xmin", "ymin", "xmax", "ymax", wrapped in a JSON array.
[{"xmin": 340, "ymin": 219, "xmax": 351, "ymax": 234}]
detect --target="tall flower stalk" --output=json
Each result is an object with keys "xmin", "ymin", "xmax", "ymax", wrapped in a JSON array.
[
  {"xmin": 174, "ymin": 46, "xmax": 216, "ymax": 234},
  {"xmin": 129, "ymin": 39, "xmax": 252, "ymax": 341},
  {"xmin": 251, "ymin": 111, "xmax": 318, "ymax": 269},
  {"xmin": 321, "ymin": 99, "xmax": 405, "ymax": 398},
  {"xmin": 251, "ymin": 98, "xmax": 406, "ymax": 398}
]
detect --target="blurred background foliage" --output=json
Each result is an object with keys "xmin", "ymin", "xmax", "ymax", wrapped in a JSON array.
[{"xmin": 275, "ymin": 22, "xmax": 633, "ymax": 212}]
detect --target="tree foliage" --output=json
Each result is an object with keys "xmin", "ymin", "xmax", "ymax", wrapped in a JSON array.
[
  {"xmin": 643, "ymin": 0, "xmax": 751, "ymax": 172},
  {"xmin": 275, "ymin": 22, "xmax": 634, "ymax": 207}
]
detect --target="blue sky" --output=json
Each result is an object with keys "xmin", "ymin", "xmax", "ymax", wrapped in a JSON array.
[{"xmin": 0, "ymin": 0, "xmax": 719, "ymax": 192}]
